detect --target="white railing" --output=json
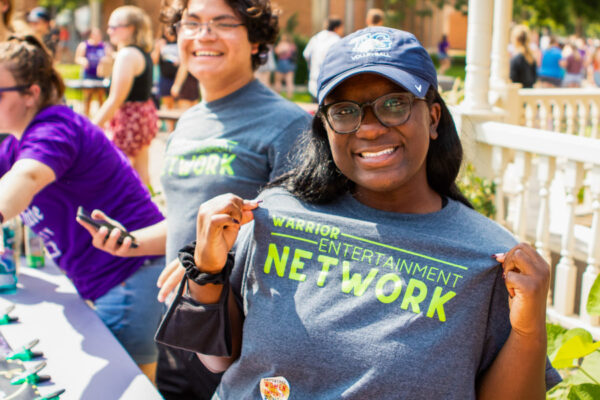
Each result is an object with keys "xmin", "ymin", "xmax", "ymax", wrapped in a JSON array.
[
  {"xmin": 518, "ymin": 88, "xmax": 600, "ymax": 138},
  {"xmin": 463, "ymin": 120, "xmax": 600, "ymax": 337}
]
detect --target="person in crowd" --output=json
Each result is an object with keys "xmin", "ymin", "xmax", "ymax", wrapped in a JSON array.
[
  {"xmin": 74, "ymin": 27, "xmax": 112, "ymax": 116},
  {"xmin": 509, "ymin": 25, "xmax": 537, "ymax": 88},
  {"xmin": 303, "ymin": 16, "xmax": 343, "ymax": 102},
  {"xmin": 539, "ymin": 27, "xmax": 551, "ymax": 52},
  {"xmin": 92, "ymin": 6, "xmax": 157, "ymax": 189},
  {"xmin": 170, "ymin": 63, "xmax": 200, "ymax": 108},
  {"xmin": 56, "ymin": 23, "xmax": 71, "ymax": 62},
  {"xmin": 81, "ymin": 0, "xmax": 311, "ymax": 398},
  {"xmin": 255, "ymin": 45, "xmax": 275, "ymax": 88},
  {"xmin": 538, "ymin": 36, "xmax": 564, "ymax": 88},
  {"xmin": 0, "ymin": 34, "xmax": 166, "ymax": 382},
  {"xmin": 590, "ymin": 46, "xmax": 600, "ymax": 87},
  {"xmin": 437, "ymin": 33, "xmax": 450, "ymax": 75},
  {"xmin": 157, "ymin": 27, "xmax": 562, "ymax": 399},
  {"xmin": 274, "ymin": 33, "xmax": 297, "ymax": 98},
  {"xmin": 365, "ymin": 8, "xmax": 384, "ymax": 27},
  {"xmin": 26, "ymin": 7, "xmax": 57, "ymax": 57},
  {"xmin": 560, "ymin": 42, "xmax": 584, "ymax": 88},
  {"xmin": 152, "ymin": 24, "xmax": 180, "ymax": 131}
]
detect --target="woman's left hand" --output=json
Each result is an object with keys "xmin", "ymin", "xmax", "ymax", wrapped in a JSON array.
[{"xmin": 494, "ymin": 243, "xmax": 550, "ymax": 337}]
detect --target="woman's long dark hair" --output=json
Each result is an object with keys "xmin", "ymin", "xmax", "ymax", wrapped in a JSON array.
[{"xmin": 269, "ymin": 86, "xmax": 473, "ymax": 208}]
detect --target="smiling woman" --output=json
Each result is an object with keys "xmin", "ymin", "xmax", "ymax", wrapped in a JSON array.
[{"xmin": 157, "ymin": 27, "xmax": 563, "ymax": 400}]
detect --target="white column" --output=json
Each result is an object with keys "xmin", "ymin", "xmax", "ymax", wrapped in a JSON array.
[
  {"xmin": 489, "ymin": 0, "xmax": 513, "ymax": 89},
  {"xmin": 554, "ymin": 161, "xmax": 584, "ymax": 316},
  {"xmin": 90, "ymin": 0, "xmax": 102, "ymax": 30},
  {"xmin": 462, "ymin": 0, "xmax": 494, "ymax": 112},
  {"xmin": 580, "ymin": 166, "xmax": 600, "ymax": 325},
  {"xmin": 345, "ymin": 0, "xmax": 355, "ymax": 34},
  {"xmin": 312, "ymin": 0, "xmax": 329, "ymax": 33}
]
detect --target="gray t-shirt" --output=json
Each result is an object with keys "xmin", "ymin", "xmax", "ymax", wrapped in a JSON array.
[
  {"xmin": 215, "ymin": 188, "xmax": 561, "ymax": 399},
  {"xmin": 160, "ymin": 80, "xmax": 311, "ymax": 262}
]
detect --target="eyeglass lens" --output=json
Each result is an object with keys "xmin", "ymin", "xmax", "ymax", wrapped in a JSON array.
[
  {"xmin": 326, "ymin": 93, "xmax": 414, "ymax": 134},
  {"xmin": 176, "ymin": 18, "xmax": 242, "ymax": 37}
]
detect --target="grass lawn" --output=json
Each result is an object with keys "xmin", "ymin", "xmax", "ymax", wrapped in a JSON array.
[
  {"xmin": 56, "ymin": 63, "xmax": 83, "ymax": 101},
  {"xmin": 287, "ymin": 91, "xmax": 312, "ymax": 103}
]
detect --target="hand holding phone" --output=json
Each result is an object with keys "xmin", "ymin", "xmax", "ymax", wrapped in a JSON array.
[{"xmin": 77, "ymin": 206, "xmax": 138, "ymax": 248}]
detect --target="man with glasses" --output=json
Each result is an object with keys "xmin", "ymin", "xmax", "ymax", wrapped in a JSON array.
[{"xmin": 83, "ymin": 0, "xmax": 310, "ymax": 398}]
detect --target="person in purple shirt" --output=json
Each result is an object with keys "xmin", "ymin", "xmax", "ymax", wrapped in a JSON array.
[
  {"xmin": 0, "ymin": 34, "xmax": 166, "ymax": 381},
  {"xmin": 0, "ymin": 134, "xmax": 18, "ymax": 176}
]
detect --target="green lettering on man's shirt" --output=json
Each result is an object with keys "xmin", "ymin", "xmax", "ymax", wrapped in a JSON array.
[
  {"xmin": 205, "ymin": 154, "xmax": 220, "ymax": 175},
  {"xmin": 193, "ymin": 154, "xmax": 206, "ymax": 175}
]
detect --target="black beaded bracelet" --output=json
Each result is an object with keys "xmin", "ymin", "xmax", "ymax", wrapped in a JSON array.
[{"xmin": 178, "ymin": 241, "xmax": 234, "ymax": 286}]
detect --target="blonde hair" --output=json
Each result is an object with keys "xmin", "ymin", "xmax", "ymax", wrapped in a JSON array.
[
  {"xmin": 112, "ymin": 6, "xmax": 153, "ymax": 53},
  {"xmin": 511, "ymin": 25, "xmax": 534, "ymax": 64}
]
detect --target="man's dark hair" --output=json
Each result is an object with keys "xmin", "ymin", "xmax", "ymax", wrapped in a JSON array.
[
  {"xmin": 268, "ymin": 86, "xmax": 472, "ymax": 208},
  {"xmin": 326, "ymin": 17, "xmax": 343, "ymax": 32},
  {"xmin": 160, "ymin": 0, "xmax": 279, "ymax": 70}
]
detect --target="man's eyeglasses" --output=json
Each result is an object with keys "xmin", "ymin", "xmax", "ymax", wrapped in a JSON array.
[
  {"xmin": 174, "ymin": 17, "xmax": 244, "ymax": 37},
  {"xmin": 320, "ymin": 92, "xmax": 424, "ymax": 134}
]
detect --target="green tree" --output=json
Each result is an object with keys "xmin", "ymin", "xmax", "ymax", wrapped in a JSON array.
[{"xmin": 513, "ymin": 0, "xmax": 600, "ymax": 36}]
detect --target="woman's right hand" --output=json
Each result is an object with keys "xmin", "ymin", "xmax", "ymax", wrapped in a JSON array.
[
  {"xmin": 77, "ymin": 209, "xmax": 136, "ymax": 257},
  {"xmin": 193, "ymin": 194, "xmax": 259, "ymax": 273}
]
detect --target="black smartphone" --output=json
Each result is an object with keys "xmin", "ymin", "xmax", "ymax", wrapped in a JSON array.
[{"xmin": 77, "ymin": 206, "xmax": 138, "ymax": 248}]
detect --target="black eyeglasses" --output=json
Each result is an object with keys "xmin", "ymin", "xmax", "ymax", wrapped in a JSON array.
[
  {"xmin": 0, "ymin": 85, "xmax": 30, "ymax": 93},
  {"xmin": 320, "ymin": 92, "xmax": 424, "ymax": 134}
]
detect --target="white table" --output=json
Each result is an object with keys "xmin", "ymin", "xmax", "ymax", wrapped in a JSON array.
[{"xmin": 0, "ymin": 260, "xmax": 163, "ymax": 400}]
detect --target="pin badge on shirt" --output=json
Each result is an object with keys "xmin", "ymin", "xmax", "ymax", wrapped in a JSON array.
[{"xmin": 260, "ymin": 376, "xmax": 290, "ymax": 400}]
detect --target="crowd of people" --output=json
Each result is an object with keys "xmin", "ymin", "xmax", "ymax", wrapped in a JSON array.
[
  {"xmin": 509, "ymin": 23, "xmax": 600, "ymax": 89},
  {"xmin": 0, "ymin": 1, "xmax": 566, "ymax": 399}
]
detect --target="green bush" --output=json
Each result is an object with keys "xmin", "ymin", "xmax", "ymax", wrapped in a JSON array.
[
  {"xmin": 546, "ymin": 275, "xmax": 600, "ymax": 399},
  {"xmin": 457, "ymin": 163, "xmax": 496, "ymax": 218}
]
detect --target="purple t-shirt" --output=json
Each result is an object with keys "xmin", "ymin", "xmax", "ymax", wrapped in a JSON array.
[
  {"xmin": 13, "ymin": 105, "xmax": 164, "ymax": 300},
  {"xmin": 0, "ymin": 134, "xmax": 18, "ymax": 176}
]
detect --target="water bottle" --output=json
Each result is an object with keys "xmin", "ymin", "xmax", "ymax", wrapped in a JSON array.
[
  {"xmin": 0, "ymin": 219, "xmax": 20, "ymax": 293},
  {"xmin": 24, "ymin": 226, "xmax": 44, "ymax": 269}
]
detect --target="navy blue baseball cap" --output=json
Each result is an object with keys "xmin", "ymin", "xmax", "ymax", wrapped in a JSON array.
[{"xmin": 317, "ymin": 27, "xmax": 437, "ymax": 104}]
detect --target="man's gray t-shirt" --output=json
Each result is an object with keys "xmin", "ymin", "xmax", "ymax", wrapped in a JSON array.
[
  {"xmin": 215, "ymin": 188, "xmax": 561, "ymax": 399},
  {"xmin": 160, "ymin": 80, "xmax": 311, "ymax": 262}
]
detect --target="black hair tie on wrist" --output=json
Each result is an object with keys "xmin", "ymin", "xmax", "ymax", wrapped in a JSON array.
[{"xmin": 178, "ymin": 241, "xmax": 234, "ymax": 286}]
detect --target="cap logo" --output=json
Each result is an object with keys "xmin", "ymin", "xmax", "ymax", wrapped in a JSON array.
[
  {"xmin": 349, "ymin": 32, "xmax": 392, "ymax": 60},
  {"xmin": 415, "ymin": 84, "xmax": 422, "ymax": 93}
]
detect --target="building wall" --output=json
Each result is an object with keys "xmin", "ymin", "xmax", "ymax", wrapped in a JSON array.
[
  {"xmin": 15, "ymin": 0, "xmax": 466, "ymax": 51},
  {"xmin": 274, "ymin": 0, "xmax": 314, "ymax": 36}
]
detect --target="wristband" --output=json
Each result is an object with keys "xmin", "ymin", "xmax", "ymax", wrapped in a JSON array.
[
  {"xmin": 0, "ymin": 211, "xmax": 4, "ymax": 224},
  {"xmin": 178, "ymin": 242, "xmax": 234, "ymax": 286}
]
